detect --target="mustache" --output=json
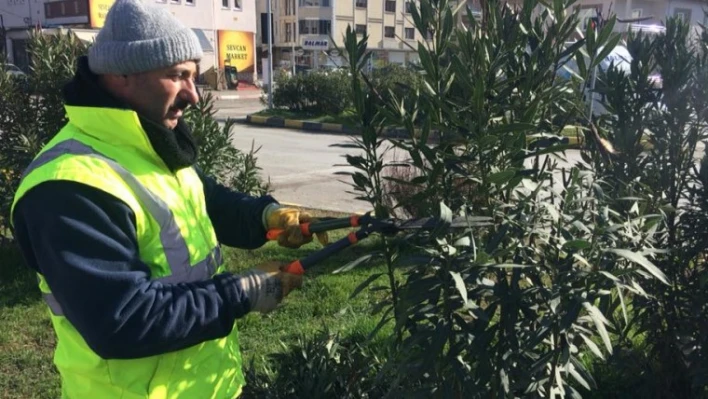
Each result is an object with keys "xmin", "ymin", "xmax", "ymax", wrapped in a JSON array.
[{"xmin": 171, "ymin": 98, "xmax": 190, "ymax": 111}]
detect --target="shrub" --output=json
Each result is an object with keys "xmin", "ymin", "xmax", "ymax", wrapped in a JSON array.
[
  {"xmin": 0, "ymin": 29, "xmax": 88, "ymax": 239},
  {"xmin": 587, "ymin": 16, "xmax": 708, "ymax": 397},
  {"xmin": 272, "ymin": 69, "xmax": 352, "ymax": 115},
  {"xmin": 335, "ymin": 0, "xmax": 708, "ymax": 397}
]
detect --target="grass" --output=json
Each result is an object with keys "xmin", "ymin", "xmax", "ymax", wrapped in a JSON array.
[{"xmin": 0, "ymin": 208, "xmax": 392, "ymax": 398}]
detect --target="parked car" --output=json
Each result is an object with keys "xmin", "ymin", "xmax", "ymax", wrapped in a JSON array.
[{"xmin": 556, "ymin": 43, "xmax": 664, "ymax": 118}]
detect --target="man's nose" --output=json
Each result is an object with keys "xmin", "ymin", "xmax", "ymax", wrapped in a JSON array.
[{"xmin": 181, "ymin": 79, "xmax": 199, "ymax": 105}]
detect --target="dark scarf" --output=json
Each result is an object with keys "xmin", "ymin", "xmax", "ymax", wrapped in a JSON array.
[{"xmin": 62, "ymin": 56, "xmax": 198, "ymax": 171}]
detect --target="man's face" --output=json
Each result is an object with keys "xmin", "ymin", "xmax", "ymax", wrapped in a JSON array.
[{"xmin": 119, "ymin": 61, "xmax": 200, "ymax": 130}]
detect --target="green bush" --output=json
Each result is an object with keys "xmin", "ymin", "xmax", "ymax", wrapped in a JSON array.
[
  {"xmin": 272, "ymin": 69, "xmax": 352, "ymax": 115},
  {"xmin": 332, "ymin": 0, "xmax": 708, "ymax": 397},
  {"xmin": 0, "ymin": 29, "xmax": 88, "ymax": 240},
  {"xmin": 0, "ymin": 30, "xmax": 270, "ymax": 241}
]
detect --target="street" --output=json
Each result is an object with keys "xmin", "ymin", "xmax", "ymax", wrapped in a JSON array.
[{"xmin": 215, "ymin": 99, "xmax": 706, "ymax": 214}]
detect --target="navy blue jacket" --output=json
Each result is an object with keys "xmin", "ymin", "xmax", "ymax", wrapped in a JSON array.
[{"xmin": 11, "ymin": 56, "xmax": 278, "ymax": 360}]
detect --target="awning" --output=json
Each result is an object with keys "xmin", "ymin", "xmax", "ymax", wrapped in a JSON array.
[{"xmin": 191, "ymin": 29, "xmax": 214, "ymax": 52}]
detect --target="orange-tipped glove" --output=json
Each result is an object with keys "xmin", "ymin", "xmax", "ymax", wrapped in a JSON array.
[
  {"xmin": 238, "ymin": 261, "xmax": 303, "ymax": 314},
  {"xmin": 265, "ymin": 206, "xmax": 329, "ymax": 249}
]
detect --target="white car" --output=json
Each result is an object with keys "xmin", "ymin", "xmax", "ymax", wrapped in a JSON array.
[{"xmin": 556, "ymin": 44, "xmax": 663, "ymax": 117}]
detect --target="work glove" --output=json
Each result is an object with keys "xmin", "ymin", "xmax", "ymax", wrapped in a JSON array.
[
  {"xmin": 238, "ymin": 261, "xmax": 303, "ymax": 314},
  {"xmin": 265, "ymin": 206, "xmax": 329, "ymax": 249}
]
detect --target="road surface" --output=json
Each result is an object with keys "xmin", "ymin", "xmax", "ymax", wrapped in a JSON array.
[{"xmin": 215, "ymin": 99, "xmax": 706, "ymax": 213}]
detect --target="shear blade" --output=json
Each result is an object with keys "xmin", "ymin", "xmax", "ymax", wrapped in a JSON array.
[{"xmin": 395, "ymin": 216, "xmax": 488, "ymax": 230}]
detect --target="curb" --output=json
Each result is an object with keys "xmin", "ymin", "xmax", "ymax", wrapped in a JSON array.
[
  {"xmin": 213, "ymin": 93, "xmax": 263, "ymax": 101},
  {"xmin": 244, "ymin": 114, "xmax": 590, "ymax": 148},
  {"xmin": 245, "ymin": 114, "xmax": 428, "ymax": 139},
  {"xmin": 246, "ymin": 114, "xmax": 360, "ymax": 135}
]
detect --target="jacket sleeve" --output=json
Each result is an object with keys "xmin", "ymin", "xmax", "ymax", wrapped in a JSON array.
[
  {"xmin": 196, "ymin": 167, "xmax": 279, "ymax": 249},
  {"xmin": 11, "ymin": 180, "xmax": 253, "ymax": 360}
]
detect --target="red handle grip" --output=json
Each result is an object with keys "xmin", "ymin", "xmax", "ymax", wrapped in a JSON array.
[{"xmin": 282, "ymin": 260, "xmax": 305, "ymax": 275}]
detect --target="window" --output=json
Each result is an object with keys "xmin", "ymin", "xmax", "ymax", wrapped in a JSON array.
[
  {"xmin": 405, "ymin": 1, "xmax": 414, "ymax": 13},
  {"xmin": 425, "ymin": 29, "xmax": 433, "ymax": 40},
  {"xmin": 384, "ymin": 26, "xmax": 395, "ymax": 38},
  {"xmin": 286, "ymin": 22, "xmax": 294, "ymax": 42},
  {"xmin": 356, "ymin": 0, "xmax": 367, "ymax": 8},
  {"xmin": 298, "ymin": 19, "xmax": 331, "ymax": 35},
  {"xmin": 631, "ymin": 9, "xmax": 642, "ymax": 18},
  {"xmin": 222, "ymin": 0, "xmax": 229, "ymax": 8},
  {"xmin": 405, "ymin": 27, "xmax": 414, "ymax": 39},
  {"xmin": 355, "ymin": 24, "xmax": 367, "ymax": 36},
  {"xmin": 285, "ymin": 0, "xmax": 295, "ymax": 15},
  {"xmin": 319, "ymin": 20, "xmax": 331, "ymax": 35},
  {"xmin": 299, "ymin": 0, "xmax": 330, "ymax": 6},
  {"xmin": 385, "ymin": 0, "xmax": 395, "ymax": 12},
  {"xmin": 233, "ymin": 0, "xmax": 241, "ymax": 9},
  {"xmin": 673, "ymin": 8, "xmax": 692, "ymax": 23}
]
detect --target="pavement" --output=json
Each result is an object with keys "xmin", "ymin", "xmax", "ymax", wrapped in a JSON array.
[{"xmin": 201, "ymin": 85, "xmax": 264, "ymax": 101}]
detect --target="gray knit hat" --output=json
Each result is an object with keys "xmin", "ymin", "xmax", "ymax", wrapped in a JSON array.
[{"xmin": 88, "ymin": 0, "xmax": 203, "ymax": 75}]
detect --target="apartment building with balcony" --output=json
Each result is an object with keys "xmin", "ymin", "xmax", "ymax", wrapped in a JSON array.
[
  {"xmin": 256, "ymin": 0, "xmax": 435, "ymax": 72},
  {"xmin": 1, "ymin": 0, "xmax": 260, "ymax": 86}
]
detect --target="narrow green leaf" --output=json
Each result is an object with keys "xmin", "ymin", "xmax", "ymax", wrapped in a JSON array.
[
  {"xmin": 592, "ymin": 34, "xmax": 622, "ymax": 69},
  {"xmin": 563, "ymin": 240, "xmax": 592, "ymax": 250},
  {"xmin": 349, "ymin": 273, "xmax": 384, "ymax": 300},
  {"xmin": 579, "ymin": 333, "xmax": 605, "ymax": 360},
  {"xmin": 450, "ymin": 271, "xmax": 468, "ymax": 306},
  {"xmin": 570, "ymin": 356, "xmax": 598, "ymax": 389},
  {"xmin": 604, "ymin": 248, "xmax": 669, "ymax": 285},
  {"xmin": 488, "ymin": 169, "xmax": 516, "ymax": 185},
  {"xmin": 582, "ymin": 301, "xmax": 613, "ymax": 355},
  {"xmin": 333, "ymin": 253, "xmax": 377, "ymax": 274},
  {"xmin": 367, "ymin": 309, "xmax": 393, "ymax": 340},
  {"xmin": 489, "ymin": 122, "xmax": 536, "ymax": 135}
]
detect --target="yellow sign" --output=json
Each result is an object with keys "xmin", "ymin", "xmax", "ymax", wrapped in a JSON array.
[
  {"xmin": 89, "ymin": 0, "xmax": 115, "ymax": 28},
  {"xmin": 217, "ymin": 30, "xmax": 255, "ymax": 72}
]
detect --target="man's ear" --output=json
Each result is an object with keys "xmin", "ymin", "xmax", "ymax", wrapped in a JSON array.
[
  {"xmin": 98, "ymin": 73, "xmax": 133, "ymax": 101},
  {"xmin": 101, "ymin": 74, "xmax": 131, "ymax": 88}
]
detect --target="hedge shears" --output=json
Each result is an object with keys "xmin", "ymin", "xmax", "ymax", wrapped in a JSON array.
[{"xmin": 266, "ymin": 212, "xmax": 484, "ymax": 275}]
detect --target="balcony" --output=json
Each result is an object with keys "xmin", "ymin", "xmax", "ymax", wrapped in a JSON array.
[{"xmin": 44, "ymin": 0, "xmax": 89, "ymax": 26}]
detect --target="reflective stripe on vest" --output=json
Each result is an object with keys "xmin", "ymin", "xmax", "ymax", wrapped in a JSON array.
[{"xmin": 23, "ymin": 139, "xmax": 221, "ymax": 316}]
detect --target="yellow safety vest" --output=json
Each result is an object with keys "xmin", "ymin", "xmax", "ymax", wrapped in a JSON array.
[{"xmin": 11, "ymin": 105, "xmax": 244, "ymax": 398}]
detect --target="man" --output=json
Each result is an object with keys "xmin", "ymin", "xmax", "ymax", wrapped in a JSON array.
[{"xmin": 9, "ymin": 0, "xmax": 327, "ymax": 397}]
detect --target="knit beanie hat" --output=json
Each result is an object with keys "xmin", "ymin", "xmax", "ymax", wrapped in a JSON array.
[{"xmin": 88, "ymin": 0, "xmax": 203, "ymax": 75}]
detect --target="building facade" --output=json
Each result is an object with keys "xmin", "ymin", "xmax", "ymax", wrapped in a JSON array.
[
  {"xmin": 1, "ymin": 0, "xmax": 260, "ymax": 86},
  {"xmin": 461, "ymin": 0, "xmax": 706, "ymax": 37},
  {"xmin": 256, "ymin": 0, "xmax": 436, "ymax": 73}
]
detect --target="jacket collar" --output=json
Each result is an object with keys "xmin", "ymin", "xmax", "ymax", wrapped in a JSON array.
[{"xmin": 62, "ymin": 56, "xmax": 198, "ymax": 172}]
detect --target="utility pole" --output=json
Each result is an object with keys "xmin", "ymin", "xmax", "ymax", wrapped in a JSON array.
[{"xmin": 267, "ymin": 0, "xmax": 274, "ymax": 109}]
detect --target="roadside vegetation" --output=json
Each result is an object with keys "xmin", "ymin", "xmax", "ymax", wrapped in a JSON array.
[{"xmin": 1, "ymin": 0, "xmax": 708, "ymax": 397}]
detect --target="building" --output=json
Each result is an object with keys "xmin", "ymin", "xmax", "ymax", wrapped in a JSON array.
[
  {"xmin": 461, "ymin": 0, "xmax": 706, "ymax": 38},
  {"xmin": 1, "ymin": 0, "xmax": 260, "ymax": 87},
  {"xmin": 256, "ymin": 0, "xmax": 437, "ymax": 73}
]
